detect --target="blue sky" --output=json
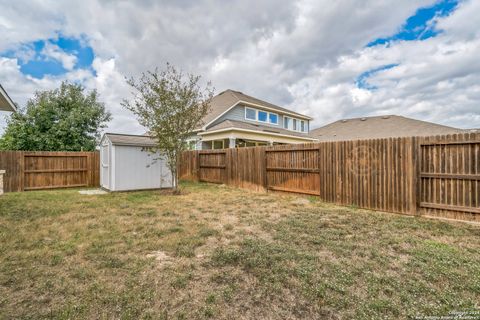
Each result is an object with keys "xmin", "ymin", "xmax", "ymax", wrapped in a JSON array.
[
  {"xmin": 0, "ymin": 0, "xmax": 478, "ymax": 133},
  {"xmin": 2, "ymin": 35, "xmax": 95, "ymax": 78},
  {"xmin": 367, "ymin": 0, "xmax": 458, "ymax": 47},
  {"xmin": 1, "ymin": 1, "xmax": 459, "ymax": 93},
  {"xmin": 357, "ymin": 0, "xmax": 458, "ymax": 90}
]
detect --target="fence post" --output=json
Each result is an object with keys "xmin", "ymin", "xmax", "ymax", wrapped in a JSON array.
[
  {"xmin": 0, "ymin": 169, "xmax": 5, "ymax": 195},
  {"xmin": 20, "ymin": 152, "xmax": 25, "ymax": 192},
  {"xmin": 263, "ymin": 147, "xmax": 268, "ymax": 191},
  {"xmin": 196, "ymin": 151, "xmax": 200, "ymax": 182},
  {"xmin": 226, "ymin": 149, "xmax": 231, "ymax": 185},
  {"xmin": 409, "ymin": 136, "xmax": 418, "ymax": 215}
]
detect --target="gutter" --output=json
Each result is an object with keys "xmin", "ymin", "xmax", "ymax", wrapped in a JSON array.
[{"xmin": 198, "ymin": 127, "xmax": 318, "ymax": 141}]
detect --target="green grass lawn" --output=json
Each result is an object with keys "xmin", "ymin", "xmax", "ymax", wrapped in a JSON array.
[{"xmin": 0, "ymin": 182, "xmax": 479, "ymax": 319}]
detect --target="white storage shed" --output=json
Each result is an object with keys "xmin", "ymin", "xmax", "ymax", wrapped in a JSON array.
[{"xmin": 100, "ymin": 133, "xmax": 173, "ymax": 191}]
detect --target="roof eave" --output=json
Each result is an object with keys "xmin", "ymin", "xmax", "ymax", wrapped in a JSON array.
[
  {"xmin": 199, "ymin": 127, "xmax": 318, "ymax": 141},
  {"xmin": 0, "ymin": 85, "xmax": 16, "ymax": 112}
]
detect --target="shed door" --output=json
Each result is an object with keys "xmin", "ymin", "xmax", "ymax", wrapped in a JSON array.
[{"xmin": 101, "ymin": 142, "xmax": 110, "ymax": 189}]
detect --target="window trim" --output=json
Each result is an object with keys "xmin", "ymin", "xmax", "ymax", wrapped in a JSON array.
[
  {"xmin": 257, "ymin": 110, "xmax": 268, "ymax": 123},
  {"xmin": 244, "ymin": 107, "xmax": 279, "ymax": 126},
  {"xmin": 283, "ymin": 116, "xmax": 308, "ymax": 133},
  {"xmin": 245, "ymin": 107, "xmax": 257, "ymax": 121},
  {"xmin": 269, "ymin": 112, "xmax": 279, "ymax": 125}
]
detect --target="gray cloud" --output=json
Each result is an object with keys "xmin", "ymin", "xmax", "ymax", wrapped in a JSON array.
[{"xmin": 0, "ymin": 0, "xmax": 478, "ymax": 135}]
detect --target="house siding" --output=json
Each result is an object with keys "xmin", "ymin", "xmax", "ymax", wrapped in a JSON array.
[{"xmin": 208, "ymin": 104, "xmax": 309, "ymax": 132}]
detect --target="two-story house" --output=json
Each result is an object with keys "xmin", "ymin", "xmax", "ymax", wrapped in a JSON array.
[{"xmin": 189, "ymin": 89, "xmax": 317, "ymax": 149}]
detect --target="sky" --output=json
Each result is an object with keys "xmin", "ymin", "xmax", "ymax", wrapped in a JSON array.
[{"xmin": 0, "ymin": 0, "xmax": 479, "ymax": 134}]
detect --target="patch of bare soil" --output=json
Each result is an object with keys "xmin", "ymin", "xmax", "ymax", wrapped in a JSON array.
[{"xmin": 146, "ymin": 251, "xmax": 174, "ymax": 266}]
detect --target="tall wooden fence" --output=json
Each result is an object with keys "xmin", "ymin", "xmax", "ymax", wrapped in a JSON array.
[
  {"xmin": 180, "ymin": 133, "xmax": 480, "ymax": 223},
  {"xmin": 0, "ymin": 151, "xmax": 100, "ymax": 192}
]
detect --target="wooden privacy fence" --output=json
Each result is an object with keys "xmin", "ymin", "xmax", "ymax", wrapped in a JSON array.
[
  {"xmin": 180, "ymin": 132, "xmax": 480, "ymax": 223},
  {"xmin": 0, "ymin": 151, "xmax": 100, "ymax": 192}
]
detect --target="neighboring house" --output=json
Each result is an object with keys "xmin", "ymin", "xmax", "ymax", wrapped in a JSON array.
[
  {"xmin": 310, "ymin": 115, "xmax": 465, "ymax": 141},
  {"xmin": 189, "ymin": 89, "xmax": 317, "ymax": 149},
  {"xmin": 0, "ymin": 84, "xmax": 16, "ymax": 112}
]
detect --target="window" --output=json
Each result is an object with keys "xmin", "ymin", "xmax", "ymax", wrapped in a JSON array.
[
  {"xmin": 245, "ymin": 107, "xmax": 256, "ymax": 120},
  {"xmin": 245, "ymin": 107, "xmax": 278, "ymax": 125},
  {"xmin": 213, "ymin": 140, "xmax": 224, "ymax": 149},
  {"xmin": 284, "ymin": 116, "xmax": 308, "ymax": 132},
  {"xmin": 269, "ymin": 113, "xmax": 278, "ymax": 124},
  {"xmin": 258, "ymin": 110, "xmax": 268, "ymax": 122}
]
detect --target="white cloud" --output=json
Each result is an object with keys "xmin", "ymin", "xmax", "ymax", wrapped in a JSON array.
[
  {"xmin": 0, "ymin": 56, "xmax": 140, "ymax": 135},
  {"xmin": 41, "ymin": 43, "xmax": 77, "ymax": 70},
  {"xmin": 0, "ymin": 0, "xmax": 479, "ymax": 136}
]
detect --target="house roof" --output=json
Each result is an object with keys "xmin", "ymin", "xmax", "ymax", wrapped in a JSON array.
[
  {"xmin": 0, "ymin": 84, "xmax": 16, "ymax": 112},
  {"xmin": 104, "ymin": 133, "xmax": 157, "ymax": 147},
  {"xmin": 199, "ymin": 89, "xmax": 312, "ymax": 129},
  {"xmin": 200, "ymin": 119, "xmax": 317, "ymax": 140},
  {"xmin": 310, "ymin": 115, "xmax": 464, "ymax": 141}
]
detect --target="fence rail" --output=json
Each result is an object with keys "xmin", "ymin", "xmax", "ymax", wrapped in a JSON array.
[
  {"xmin": 0, "ymin": 151, "xmax": 100, "ymax": 192},
  {"xmin": 180, "ymin": 133, "xmax": 480, "ymax": 223}
]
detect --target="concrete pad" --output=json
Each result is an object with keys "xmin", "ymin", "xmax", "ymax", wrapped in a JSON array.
[{"xmin": 78, "ymin": 189, "xmax": 108, "ymax": 195}]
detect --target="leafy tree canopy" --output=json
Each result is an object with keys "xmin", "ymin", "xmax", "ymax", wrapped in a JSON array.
[{"xmin": 0, "ymin": 81, "xmax": 111, "ymax": 151}]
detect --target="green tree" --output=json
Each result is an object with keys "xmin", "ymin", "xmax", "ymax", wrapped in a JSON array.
[
  {"xmin": 0, "ymin": 82, "xmax": 111, "ymax": 151},
  {"xmin": 122, "ymin": 63, "xmax": 213, "ymax": 191}
]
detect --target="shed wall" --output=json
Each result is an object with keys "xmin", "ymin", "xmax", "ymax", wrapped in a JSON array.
[{"xmin": 112, "ymin": 145, "xmax": 172, "ymax": 191}]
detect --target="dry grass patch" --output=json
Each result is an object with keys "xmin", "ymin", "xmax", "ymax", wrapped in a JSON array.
[{"xmin": 0, "ymin": 181, "xmax": 479, "ymax": 319}]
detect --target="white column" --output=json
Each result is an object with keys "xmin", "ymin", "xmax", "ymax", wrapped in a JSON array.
[
  {"xmin": 229, "ymin": 138, "xmax": 236, "ymax": 148},
  {"xmin": 0, "ymin": 170, "xmax": 5, "ymax": 195}
]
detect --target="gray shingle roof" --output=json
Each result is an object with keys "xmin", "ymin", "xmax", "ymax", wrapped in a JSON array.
[
  {"xmin": 202, "ymin": 119, "xmax": 317, "ymax": 140},
  {"xmin": 310, "ymin": 115, "xmax": 465, "ymax": 141},
  {"xmin": 199, "ymin": 89, "xmax": 312, "ymax": 129},
  {"xmin": 104, "ymin": 133, "xmax": 157, "ymax": 147}
]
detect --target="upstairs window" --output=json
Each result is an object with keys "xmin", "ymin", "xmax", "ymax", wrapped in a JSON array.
[
  {"xmin": 245, "ymin": 107, "xmax": 256, "ymax": 120},
  {"xmin": 269, "ymin": 113, "xmax": 278, "ymax": 124},
  {"xmin": 284, "ymin": 116, "xmax": 308, "ymax": 132},
  {"xmin": 284, "ymin": 117, "xmax": 290, "ymax": 129},
  {"xmin": 245, "ymin": 107, "xmax": 279, "ymax": 125},
  {"xmin": 258, "ymin": 110, "xmax": 268, "ymax": 122}
]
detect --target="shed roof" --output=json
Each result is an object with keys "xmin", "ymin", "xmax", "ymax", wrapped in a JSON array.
[
  {"xmin": 104, "ymin": 133, "xmax": 157, "ymax": 147},
  {"xmin": 310, "ymin": 115, "xmax": 464, "ymax": 141}
]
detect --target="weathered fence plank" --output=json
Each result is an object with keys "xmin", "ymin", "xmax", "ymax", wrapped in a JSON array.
[
  {"xmin": 179, "ymin": 132, "xmax": 480, "ymax": 223},
  {"xmin": 0, "ymin": 151, "xmax": 100, "ymax": 192}
]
